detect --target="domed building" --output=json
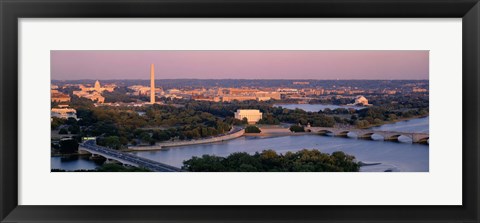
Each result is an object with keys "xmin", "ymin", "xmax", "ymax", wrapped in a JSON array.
[
  {"xmin": 355, "ymin": 96, "xmax": 369, "ymax": 105},
  {"xmin": 348, "ymin": 95, "xmax": 371, "ymax": 106},
  {"xmin": 94, "ymin": 80, "xmax": 101, "ymax": 92}
]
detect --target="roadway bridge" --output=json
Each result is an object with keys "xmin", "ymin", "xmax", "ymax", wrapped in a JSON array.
[
  {"xmin": 79, "ymin": 140, "xmax": 182, "ymax": 172},
  {"xmin": 307, "ymin": 127, "xmax": 429, "ymax": 144}
]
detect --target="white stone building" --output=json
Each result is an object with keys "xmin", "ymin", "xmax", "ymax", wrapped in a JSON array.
[
  {"xmin": 51, "ymin": 107, "xmax": 77, "ymax": 120},
  {"xmin": 349, "ymin": 95, "xmax": 371, "ymax": 106},
  {"xmin": 234, "ymin": 109, "xmax": 263, "ymax": 124}
]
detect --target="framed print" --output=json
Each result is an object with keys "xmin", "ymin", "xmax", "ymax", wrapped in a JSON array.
[{"xmin": 1, "ymin": 0, "xmax": 479, "ymax": 222}]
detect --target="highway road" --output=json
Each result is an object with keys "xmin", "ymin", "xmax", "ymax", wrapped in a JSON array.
[{"xmin": 80, "ymin": 140, "xmax": 182, "ymax": 172}]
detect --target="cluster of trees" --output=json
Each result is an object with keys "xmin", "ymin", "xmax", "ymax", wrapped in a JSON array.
[
  {"xmin": 308, "ymin": 93, "xmax": 429, "ymax": 108},
  {"xmin": 289, "ymin": 125, "xmax": 305, "ymax": 132},
  {"xmin": 352, "ymin": 106, "xmax": 428, "ymax": 128},
  {"xmin": 188, "ymin": 101, "xmax": 337, "ymax": 127},
  {"xmin": 102, "ymin": 87, "xmax": 138, "ymax": 103},
  {"xmin": 265, "ymin": 108, "xmax": 336, "ymax": 127},
  {"xmin": 59, "ymin": 102, "xmax": 234, "ymax": 149},
  {"xmin": 244, "ymin": 125, "xmax": 261, "ymax": 133},
  {"xmin": 51, "ymin": 138, "xmax": 79, "ymax": 154},
  {"xmin": 52, "ymin": 117, "xmax": 81, "ymax": 135},
  {"xmin": 160, "ymin": 100, "xmax": 427, "ymax": 130},
  {"xmin": 368, "ymin": 95, "xmax": 429, "ymax": 109},
  {"xmin": 182, "ymin": 149, "xmax": 360, "ymax": 172}
]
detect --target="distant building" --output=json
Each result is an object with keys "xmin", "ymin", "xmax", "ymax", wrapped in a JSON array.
[
  {"xmin": 293, "ymin": 81, "xmax": 310, "ymax": 85},
  {"xmin": 277, "ymin": 88, "xmax": 299, "ymax": 94},
  {"xmin": 51, "ymin": 90, "xmax": 71, "ymax": 103},
  {"xmin": 222, "ymin": 95, "xmax": 257, "ymax": 102},
  {"xmin": 128, "ymin": 85, "xmax": 152, "ymax": 96},
  {"xmin": 73, "ymin": 90, "xmax": 105, "ymax": 103},
  {"xmin": 256, "ymin": 97, "xmax": 272, "ymax": 101},
  {"xmin": 348, "ymin": 95, "xmax": 371, "ymax": 106},
  {"xmin": 73, "ymin": 80, "xmax": 114, "ymax": 103},
  {"xmin": 234, "ymin": 109, "xmax": 263, "ymax": 124},
  {"xmin": 254, "ymin": 91, "xmax": 281, "ymax": 100},
  {"xmin": 79, "ymin": 80, "xmax": 116, "ymax": 93},
  {"xmin": 384, "ymin": 90, "xmax": 397, "ymax": 95},
  {"xmin": 94, "ymin": 80, "xmax": 101, "ymax": 92},
  {"xmin": 51, "ymin": 107, "xmax": 77, "ymax": 120},
  {"xmin": 228, "ymin": 88, "xmax": 258, "ymax": 95},
  {"xmin": 412, "ymin": 87, "xmax": 428, "ymax": 93}
]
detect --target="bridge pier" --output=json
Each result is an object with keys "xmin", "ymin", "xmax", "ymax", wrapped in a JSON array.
[
  {"xmin": 357, "ymin": 133, "xmax": 375, "ymax": 140},
  {"xmin": 309, "ymin": 127, "xmax": 429, "ymax": 145},
  {"xmin": 105, "ymin": 158, "xmax": 121, "ymax": 165},
  {"xmin": 317, "ymin": 130, "xmax": 333, "ymax": 136},
  {"xmin": 317, "ymin": 130, "xmax": 349, "ymax": 137},
  {"xmin": 335, "ymin": 131, "xmax": 350, "ymax": 137},
  {"xmin": 412, "ymin": 134, "xmax": 429, "ymax": 144},
  {"xmin": 384, "ymin": 136, "xmax": 400, "ymax": 142}
]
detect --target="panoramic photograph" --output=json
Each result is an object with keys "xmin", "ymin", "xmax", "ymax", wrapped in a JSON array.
[{"xmin": 50, "ymin": 50, "xmax": 429, "ymax": 172}]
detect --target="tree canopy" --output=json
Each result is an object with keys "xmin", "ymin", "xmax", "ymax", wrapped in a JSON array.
[
  {"xmin": 245, "ymin": 125, "xmax": 261, "ymax": 133},
  {"xmin": 182, "ymin": 149, "xmax": 360, "ymax": 172}
]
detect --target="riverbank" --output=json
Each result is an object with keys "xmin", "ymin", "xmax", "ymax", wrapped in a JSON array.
[
  {"xmin": 128, "ymin": 128, "xmax": 245, "ymax": 151},
  {"xmin": 244, "ymin": 127, "xmax": 311, "ymax": 137}
]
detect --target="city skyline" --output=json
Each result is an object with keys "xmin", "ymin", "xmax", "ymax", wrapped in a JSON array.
[{"xmin": 51, "ymin": 50, "xmax": 429, "ymax": 80}]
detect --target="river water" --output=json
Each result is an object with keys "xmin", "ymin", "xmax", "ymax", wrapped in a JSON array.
[
  {"xmin": 131, "ymin": 134, "xmax": 428, "ymax": 172},
  {"xmin": 51, "ymin": 155, "xmax": 102, "ymax": 171},
  {"xmin": 371, "ymin": 116, "xmax": 429, "ymax": 133},
  {"xmin": 51, "ymin": 104, "xmax": 429, "ymax": 172}
]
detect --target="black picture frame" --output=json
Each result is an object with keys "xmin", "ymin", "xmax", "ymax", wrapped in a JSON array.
[{"xmin": 1, "ymin": 0, "xmax": 479, "ymax": 222}]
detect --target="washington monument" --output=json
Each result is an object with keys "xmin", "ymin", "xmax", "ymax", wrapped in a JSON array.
[{"xmin": 150, "ymin": 64, "xmax": 155, "ymax": 104}]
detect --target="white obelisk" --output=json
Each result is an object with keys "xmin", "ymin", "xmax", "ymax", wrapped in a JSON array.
[{"xmin": 150, "ymin": 64, "xmax": 155, "ymax": 104}]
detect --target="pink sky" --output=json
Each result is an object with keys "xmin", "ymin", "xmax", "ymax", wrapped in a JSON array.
[{"xmin": 51, "ymin": 50, "xmax": 429, "ymax": 80}]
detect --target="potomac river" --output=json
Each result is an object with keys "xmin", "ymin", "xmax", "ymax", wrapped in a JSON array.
[{"xmin": 51, "ymin": 104, "xmax": 429, "ymax": 172}]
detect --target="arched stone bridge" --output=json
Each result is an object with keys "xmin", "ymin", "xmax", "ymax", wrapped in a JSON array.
[{"xmin": 307, "ymin": 127, "xmax": 429, "ymax": 144}]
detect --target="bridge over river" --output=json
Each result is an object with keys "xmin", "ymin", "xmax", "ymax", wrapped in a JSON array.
[
  {"xmin": 307, "ymin": 127, "xmax": 429, "ymax": 144},
  {"xmin": 79, "ymin": 140, "xmax": 182, "ymax": 172}
]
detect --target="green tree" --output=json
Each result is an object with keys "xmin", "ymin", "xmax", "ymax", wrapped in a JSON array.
[
  {"xmin": 245, "ymin": 125, "xmax": 261, "ymax": 133},
  {"xmin": 58, "ymin": 128, "xmax": 69, "ymax": 134},
  {"xmin": 182, "ymin": 149, "xmax": 359, "ymax": 172},
  {"xmin": 59, "ymin": 139, "xmax": 78, "ymax": 154},
  {"xmin": 103, "ymin": 136, "xmax": 122, "ymax": 150},
  {"xmin": 355, "ymin": 120, "xmax": 370, "ymax": 128},
  {"xmin": 289, "ymin": 125, "xmax": 305, "ymax": 132},
  {"xmin": 68, "ymin": 125, "xmax": 80, "ymax": 134},
  {"xmin": 51, "ymin": 117, "xmax": 66, "ymax": 130},
  {"xmin": 182, "ymin": 155, "xmax": 226, "ymax": 171},
  {"xmin": 139, "ymin": 132, "xmax": 152, "ymax": 144}
]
